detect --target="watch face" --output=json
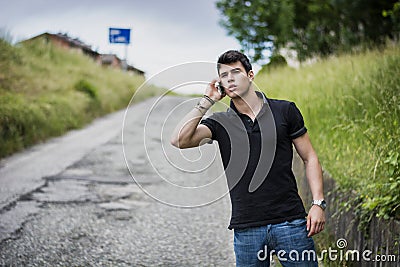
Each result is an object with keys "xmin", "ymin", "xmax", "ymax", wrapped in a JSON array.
[{"xmin": 321, "ymin": 200, "xmax": 327, "ymax": 210}]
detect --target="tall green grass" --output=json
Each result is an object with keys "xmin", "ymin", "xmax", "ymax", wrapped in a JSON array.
[
  {"xmin": 255, "ymin": 45, "xmax": 400, "ymax": 223},
  {"xmin": 0, "ymin": 37, "xmax": 160, "ymax": 158}
]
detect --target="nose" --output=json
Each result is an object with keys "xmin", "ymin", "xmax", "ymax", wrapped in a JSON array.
[{"xmin": 227, "ymin": 71, "xmax": 235, "ymax": 82}]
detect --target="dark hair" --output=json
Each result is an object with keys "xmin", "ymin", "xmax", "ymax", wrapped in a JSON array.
[{"xmin": 217, "ymin": 50, "xmax": 252, "ymax": 74}]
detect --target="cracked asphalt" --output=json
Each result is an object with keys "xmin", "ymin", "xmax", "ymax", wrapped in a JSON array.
[{"xmin": 0, "ymin": 96, "xmax": 236, "ymax": 266}]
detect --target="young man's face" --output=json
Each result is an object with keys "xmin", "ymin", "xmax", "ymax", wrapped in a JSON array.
[{"xmin": 218, "ymin": 61, "xmax": 254, "ymax": 99}]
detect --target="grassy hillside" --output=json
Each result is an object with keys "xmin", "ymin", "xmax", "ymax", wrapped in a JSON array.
[
  {"xmin": 255, "ymin": 45, "xmax": 400, "ymax": 223},
  {"xmin": 0, "ymin": 38, "xmax": 159, "ymax": 158}
]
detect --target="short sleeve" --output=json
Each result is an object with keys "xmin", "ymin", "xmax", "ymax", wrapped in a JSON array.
[
  {"xmin": 200, "ymin": 116, "xmax": 217, "ymax": 140},
  {"xmin": 287, "ymin": 102, "xmax": 307, "ymax": 139}
]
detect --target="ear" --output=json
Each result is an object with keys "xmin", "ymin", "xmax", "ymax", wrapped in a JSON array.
[{"xmin": 248, "ymin": 70, "xmax": 255, "ymax": 81}]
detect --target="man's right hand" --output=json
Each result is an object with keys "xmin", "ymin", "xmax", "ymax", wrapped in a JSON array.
[{"xmin": 205, "ymin": 78, "xmax": 226, "ymax": 102}]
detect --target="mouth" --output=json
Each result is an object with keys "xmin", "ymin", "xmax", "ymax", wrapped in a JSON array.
[{"xmin": 228, "ymin": 85, "xmax": 237, "ymax": 91}]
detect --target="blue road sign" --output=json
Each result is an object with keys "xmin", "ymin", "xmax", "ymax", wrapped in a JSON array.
[{"xmin": 109, "ymin": 28, "xmax": 131, "ymax": 44}]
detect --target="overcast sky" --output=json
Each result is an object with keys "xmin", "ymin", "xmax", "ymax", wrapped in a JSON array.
[{"xmin": 0, "ymin": 0, "xmax": 248, "ymax": 88}]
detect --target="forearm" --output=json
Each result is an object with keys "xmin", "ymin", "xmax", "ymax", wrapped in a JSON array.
[
  {"xmin": 170, "ymin": 97, "xmax": 213, "ymax": 148},
  {"xmin": 305, "ymin": 155, "xmax": 324, "ymax": 200}
]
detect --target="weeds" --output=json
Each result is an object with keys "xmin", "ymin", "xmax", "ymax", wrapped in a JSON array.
[
  {"xmin": 256, "ymin": 45, "xmax": 400, "ymax": 226},
  {"xmin": 0, "ymin": 36, "xmax": 158, "ymax": 158}
]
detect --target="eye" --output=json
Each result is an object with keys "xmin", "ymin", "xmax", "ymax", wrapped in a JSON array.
[
  {"xmin": 231, "ymin": 69, "xmax": 241, "ymax": 74},
  {"xmin": 220, "ymin": 73, "xmax": 228, "ymax": 78}
]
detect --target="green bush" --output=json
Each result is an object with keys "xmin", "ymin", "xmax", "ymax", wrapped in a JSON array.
[
  {"xmin": 259, "ymin": 54, "xmax": 288, "ymax": 73},
  {"xmin": 75, "ymin": 79, "xmax": 98, "ymax": 100}
]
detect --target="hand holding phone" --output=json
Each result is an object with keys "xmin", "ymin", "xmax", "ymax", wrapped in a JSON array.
[
  {"xmin": 216, "ymin": 82, "xmax": 225, "ymax": 95},
  {"xmin": 204, "ymin": 79, "xmax": 225, "ymax": 102}
]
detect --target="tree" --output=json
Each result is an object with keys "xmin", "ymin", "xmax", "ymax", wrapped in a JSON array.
[
  {"xmin": 383, "ymin": 1, "xmax": 400, "ymax": 40},
  {"xmin": 216, "ymin": 0, "xmax": 295, "ymax": 61},
  {"xmin": 216, "ymin": 0, "xmax": 399, "ymax": 62}
]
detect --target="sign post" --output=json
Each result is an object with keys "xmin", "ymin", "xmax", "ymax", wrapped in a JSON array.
[{"xmin": 109, "ymin": 28, "xmax": 131, "ymax": 71}]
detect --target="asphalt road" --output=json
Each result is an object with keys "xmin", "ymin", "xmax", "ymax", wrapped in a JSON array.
[{"xmin": 0, "ymin": 96, "xmax": 236, "ymax": 266}]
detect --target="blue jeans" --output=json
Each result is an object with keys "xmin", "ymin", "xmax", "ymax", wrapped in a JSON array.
[{"xmin": 234, "ymin": 218, "xmax": 318, "ymax": 267}]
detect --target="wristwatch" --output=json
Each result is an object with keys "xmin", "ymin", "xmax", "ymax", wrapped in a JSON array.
[{"xmin": 312, "ymin": 199, "xmax": 327, "ymax": 210}]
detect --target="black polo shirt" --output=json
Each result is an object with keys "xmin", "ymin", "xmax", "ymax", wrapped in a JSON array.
[{"xmin": 201, "ymin": 91, "xmax": 307, "ymax": 229}]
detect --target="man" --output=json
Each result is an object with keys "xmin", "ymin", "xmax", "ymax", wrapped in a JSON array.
[{"xmin": 170, "ymin": 50, "xmax": 325, "ymax": 266}]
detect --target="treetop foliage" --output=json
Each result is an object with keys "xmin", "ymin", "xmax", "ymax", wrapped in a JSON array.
[{"xmin": 216, "ymin": 0, "xmax": 400, "ymax": 62}]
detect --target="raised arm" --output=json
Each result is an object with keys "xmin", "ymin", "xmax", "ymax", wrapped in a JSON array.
[{"xmin": 170, "ymin": 79, "xmax": 224, "ymax": 149}]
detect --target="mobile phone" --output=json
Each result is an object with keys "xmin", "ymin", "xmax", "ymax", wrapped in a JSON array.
[{"xmin": 216, "ymin": 82, "xmax": 225, "ymax": 95}]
